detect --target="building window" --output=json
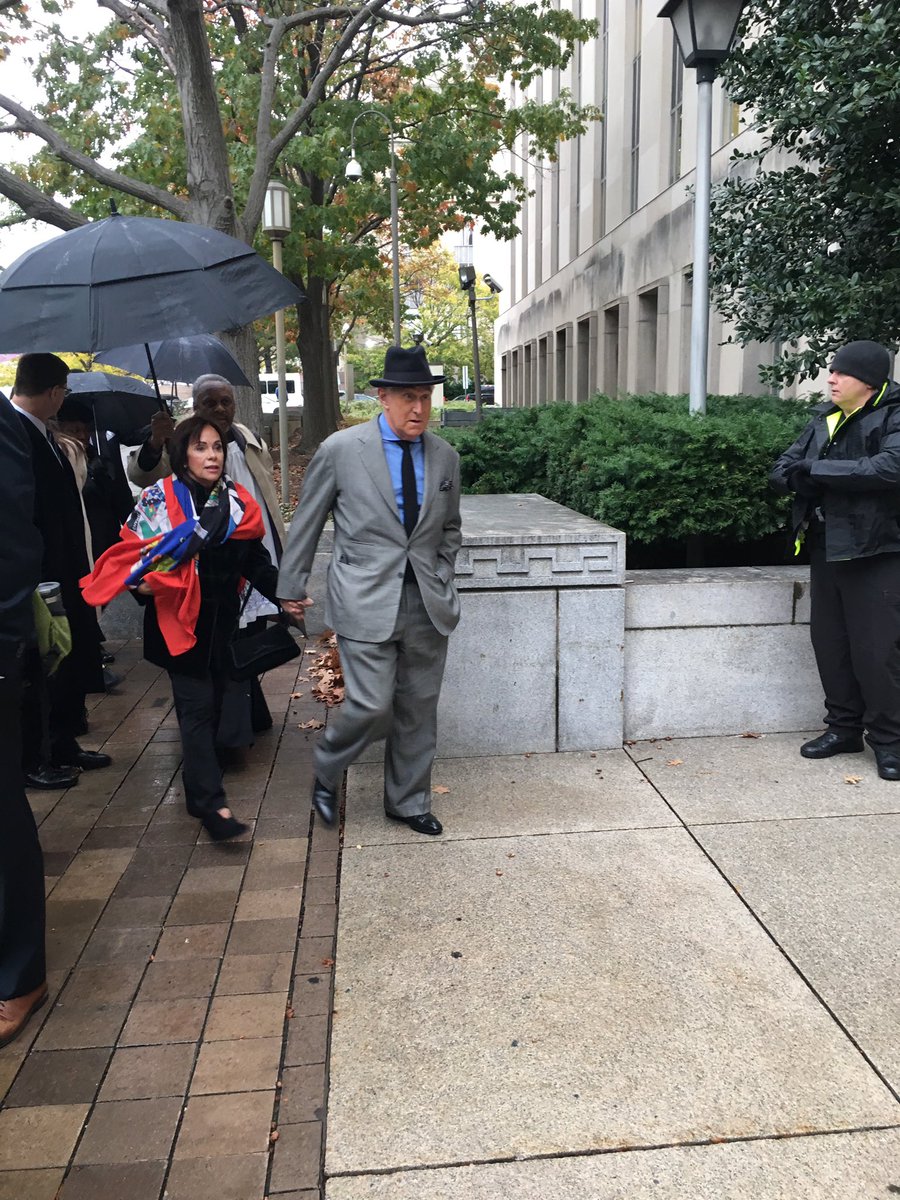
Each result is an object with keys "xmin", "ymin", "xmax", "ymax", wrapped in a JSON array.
[
  {"xmin": 555, "ymin": 326, "xmax": 569, "ymax": 403},
  {"xmin": 538, "ymin": 335, "xmax": 550, "ymax": 404},
  {"xmin": 596, "ymin": 0, "xmax": 609, "ymax": 238},
  {"xmin": 576, "ymin": 316, "xmax": 596, "ymax": 402},
  {"xmin": 629, "ymin": 0, "xmax": 642, "ymax": 214},
  {"xmin": 603, "ymin": 305, "xmax": 621, "ymax": 396},
  {"xmin": 637, "ymin": 288, "xmax": 660, "ymax": 393},
  {"xmin": 501, "ymin": 352, "xmax": 509, "ymax": 408},
  {"xmin": 511, "ymin": 348, "xmax": 520, "ymax": 407},
  {"xmin": 669, "ymin": 36, "xmax": 684, "ymax": 184},
  {"xmin": 524, "ymin": 342, "xmax": 534, "ymax": 408},
  {"xmin": 725, "ymin": 99, "xmax": 741, "ymax": 142}
]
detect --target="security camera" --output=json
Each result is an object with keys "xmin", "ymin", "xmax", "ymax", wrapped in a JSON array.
[
  {"xmin": 345, "ymin": 156, "xmax": 363, "ymax": 182},
  {"xmin": 483, "ymin": 273, "xmax": 503, "ymax": 294}
]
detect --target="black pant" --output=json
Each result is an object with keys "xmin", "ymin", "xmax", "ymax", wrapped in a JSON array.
[
  {"xmin": 169, "ymin": 671, "xmax": 228, "ymax": 817},
  {"xmin": 809, "ymin": 539, "xmax": 900, "ymax": 748},
  {"xmin": 0, "ymin": 653, "xmax": 46, "ymax": 1000}
]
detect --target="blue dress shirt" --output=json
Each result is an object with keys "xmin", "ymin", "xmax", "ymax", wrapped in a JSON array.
[{"xmin": 378, "ymin": 412, "xmax": 424, "ymax": 527}]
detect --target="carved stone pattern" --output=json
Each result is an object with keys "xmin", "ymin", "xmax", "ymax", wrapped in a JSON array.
[{"xmin": 455, "ymin": 542, "xmax": 621, "ymax": 587}]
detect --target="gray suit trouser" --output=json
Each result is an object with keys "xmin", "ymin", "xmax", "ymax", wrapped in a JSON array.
[{"xmin": 316, "ymin": 581, "xmax": 449, "ymax": 817}]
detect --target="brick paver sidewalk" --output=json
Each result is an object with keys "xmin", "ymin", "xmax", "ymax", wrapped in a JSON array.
[{"xmin": 0, "ymin": 639, "xmax": 339, "ymax": 1200}]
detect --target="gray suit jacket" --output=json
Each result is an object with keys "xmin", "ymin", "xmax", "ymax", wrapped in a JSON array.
[{"xmin": 277, "ymin": 417, "xmax": 462, "ymax": 642}]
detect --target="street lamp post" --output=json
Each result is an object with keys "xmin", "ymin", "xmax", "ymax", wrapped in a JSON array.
[
  {"xmin": 659, "ymin": 0, "xmax": 746, "ymax": 415},
  {"xmin": 346, "ymin": 110, "xmax": 402, "ymax": 346},
  {"xmin": 262, "ymin": 178, "xmax": 292, "ymax": 504},
  {"xmin": 458, "ymin": 266, "xmax": 503, "ymax": 422}
]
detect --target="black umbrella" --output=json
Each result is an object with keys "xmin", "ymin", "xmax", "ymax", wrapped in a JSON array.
[
  {"xmin": 66, "ymin": 371, "xmax": 160, "ymax": 444},
  {"xmin": 95, "ymin": 334, "xmax": 252, "ymax": 387},
  {"xmin": 0, "ymin": 212, "xmax": 303, "ymax": 353}
]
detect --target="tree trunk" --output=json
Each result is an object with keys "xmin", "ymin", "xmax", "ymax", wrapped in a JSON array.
[
  {"xmin": 297, "ymin": 281, "xmax": 341, "ymax": 452},
  {"xmin": 218, "ymin": 325, "xmax": 262, "ymax": 435}
]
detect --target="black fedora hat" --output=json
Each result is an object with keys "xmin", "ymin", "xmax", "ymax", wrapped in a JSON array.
[{"xmin": 370, "ymin": 345, "xmax": 444, "ymax": 387}]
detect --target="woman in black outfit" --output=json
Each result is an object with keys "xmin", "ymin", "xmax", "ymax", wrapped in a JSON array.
[{"xmin": 84, "ymin": 415, "xmax": 284, "ymax": 841}]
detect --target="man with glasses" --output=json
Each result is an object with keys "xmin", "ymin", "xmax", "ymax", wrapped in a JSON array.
[{"xmin": 11, "ymin": 354, "xmax": 109, "ymax": 787}]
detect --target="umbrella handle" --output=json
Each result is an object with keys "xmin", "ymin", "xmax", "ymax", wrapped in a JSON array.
[{"xmin": 144, "ymin": 343, "xmax": 171, "ymax": 416}]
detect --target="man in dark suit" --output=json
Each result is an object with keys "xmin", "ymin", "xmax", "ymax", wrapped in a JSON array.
[
  {"xmin": 0, "ymin": 392, "xmax": 48, "ymax": 1045},
  {"xmin": 278, "ymin": 346, "xmax": 462, "ymax": 835},
  {"xmin": 11, "ymin": 354, "xmax": 110, "ymax": 783}
]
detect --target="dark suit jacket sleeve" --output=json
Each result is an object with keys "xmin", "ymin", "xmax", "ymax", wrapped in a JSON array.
[
  {"xmin": 276, "ymin": 441, "xmax": 338, "ymax": 599},
  {"xmin": 241, "ymin": 540, "xmax": 280, "ymax": 605},
  {"xmin": 0, "ymin": 399, "xmax": 42, "ymax": 662}
]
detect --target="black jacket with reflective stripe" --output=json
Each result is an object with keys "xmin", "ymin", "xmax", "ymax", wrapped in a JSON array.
[{"xmin": 770, "ymin": 382, "xmax": 900, "ymax": 562}]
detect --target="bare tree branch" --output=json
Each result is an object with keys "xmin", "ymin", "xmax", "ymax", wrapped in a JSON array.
[
  {"xmin": 97, "ymin": 0, "xmax": 172, "ymax": 67},
  {"xmin": 0, "ymin": 94, "xmax": 190, "ymax": 218},
  {"xmin": 0, "ymin": 166, "xmax": 88, "ymax": 231}
]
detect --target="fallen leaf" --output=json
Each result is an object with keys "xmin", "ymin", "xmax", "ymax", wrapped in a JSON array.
[
  {"xmin": 269, "ymin": 1130, "xmax": 280, "ymax": 1143},
  {"xmin": 432, "ymin": 784, "xmax": 450, "ymax": 794},
  {"xmin": 741, "ymin": 731, "xmax": 762, "ymax": 739},
  {"xmin": 665, "ymin": 759, "xmax": 683, "ymax": 767},
  {"xmin": 298, "ymin": 719, "xmax": 325, "ymax": 730},
  {"xmin": 322, "ymin": 957, "xmax": 335, "ymax": 967},
  {"xmin": 285, "ymin": 1006, "xmax": 295, "ymax": 1019},
  {"xmin": 844, "ymin": 775, "xmax": 862, "ymax": 785},
  {"xmin": 289, "ymin": 691, "xmax": 305, "ymax": 700},
  {"xmin": 495, "ymin": 869, "xmax": 504, "ymax": 876},
  {"xmin": 506, "ymin": 852, "xmax": 516, "ymax": 858}
]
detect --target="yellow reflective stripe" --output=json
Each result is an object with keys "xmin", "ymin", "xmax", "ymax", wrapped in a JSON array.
[
  {"xmin": 872, "ymin": 381, "xmax": 888, "ymax": 407},
  {"xmin": 825, "ymin": 411, "xmax": 842, "ymax": 439}
]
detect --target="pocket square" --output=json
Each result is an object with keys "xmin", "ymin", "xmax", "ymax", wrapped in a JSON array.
[{"xmin": 439, "ymin": 478, "xmax": 454, "ymax": 492}]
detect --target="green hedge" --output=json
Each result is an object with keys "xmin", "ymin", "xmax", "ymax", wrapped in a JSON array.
[{"xmin": 442, "ymin": 393, "xmax": 813, "ymax": 545}]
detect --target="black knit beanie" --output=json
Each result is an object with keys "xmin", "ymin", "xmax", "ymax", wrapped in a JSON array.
[{"xmin": 830, "ymin": 340, "xmax": 891, "ymax": 388}]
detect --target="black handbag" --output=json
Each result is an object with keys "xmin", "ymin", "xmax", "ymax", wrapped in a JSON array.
[{"xmin": 228, "ymin": 614, "xmax": 304, "ymax": 681}]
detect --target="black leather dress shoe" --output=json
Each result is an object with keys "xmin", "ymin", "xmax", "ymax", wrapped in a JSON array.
[
  {"xmin": 800, "ymin": 731, "xmax": 864, "ymax": 759},
  {"xmin": 386, "ymin": 811, "xmax": 443, "ymax": 836},
  {"xmin": 201, "ymin": 810, "xmax": 249, "ymax": 841},
  {"xmin": 874, "ymin": 748, "xmax": 900, "ymax": 780},
  {"xmin": 24, "ymin": 765, "xmax": 79, "ymax": 790},
  {"xmin": 69, "ymin": 749, "xmax": 112, "ymax": 771},
  {"xmin": 312, "ymin": 778, "xmax": 337, "ymax": 826}
]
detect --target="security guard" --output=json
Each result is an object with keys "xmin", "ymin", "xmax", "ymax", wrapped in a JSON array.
[{"xmin": 771, "ymin": 340, "xmax": 900, "ymax": 779}]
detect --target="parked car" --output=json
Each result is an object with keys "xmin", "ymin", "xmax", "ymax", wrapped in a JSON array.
[{"xmin": 464, "ymin": 384, "xmax": 495, "ymax": 404}]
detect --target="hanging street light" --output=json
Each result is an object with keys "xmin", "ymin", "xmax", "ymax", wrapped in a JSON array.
[{"xmin": 659, "ymin": 0, "xmax": 746, "ymax": 415}]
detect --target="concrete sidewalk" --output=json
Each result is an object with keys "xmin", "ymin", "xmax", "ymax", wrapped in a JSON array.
[{"xmin": 1, "ymin": 642, "xmax": 898, "ymax": 1198}]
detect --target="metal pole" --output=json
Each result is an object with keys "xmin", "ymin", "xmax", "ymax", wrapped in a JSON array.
[
  {"xmin": 271, "ymin": 236, "xmax": 290, "ymax": 506},
  {"xmin": 469, "ymin": 288, "xmax": 483, "ymax": 421},
  {"xmin": 689, "ymin": 67, "xmax": 714, "ymax": 416},
  {"xmin": 388, "ymin": 134, "xmax": 402, "ymax": 345}
]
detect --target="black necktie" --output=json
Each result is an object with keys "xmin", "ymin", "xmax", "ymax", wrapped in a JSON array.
[
  {"xmin": 401, "ymin": 440, "xmax": 419, "ymax": 537},
  {"xmin": 46, "ymin": 428, "xmax": 64, "ymax": 465}
]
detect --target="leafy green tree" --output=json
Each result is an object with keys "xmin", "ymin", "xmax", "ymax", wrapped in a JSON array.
[
  {"xmin": 343, "ymin": 243, "xmax": 497, "ymax": 389},
  {"xmin": 0, "ymin": 0, "xmax": 598, "ymax": 447},
  {"xmin": 710, "ymin": 0, "xmax": 900, "ymax": 385}
]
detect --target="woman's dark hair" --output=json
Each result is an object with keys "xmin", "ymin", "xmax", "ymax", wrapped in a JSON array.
[{"xmin": 169, "ymin": 414, "xmax": 227, "ymax": 481}]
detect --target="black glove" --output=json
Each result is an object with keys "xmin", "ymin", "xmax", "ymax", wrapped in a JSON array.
[{"xmin": 787, "ymin": 460, "xmax": 822, "ymax": 498}]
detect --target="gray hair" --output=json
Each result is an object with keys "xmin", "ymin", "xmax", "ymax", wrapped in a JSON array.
[{"xmin": 192, "ymin": 374, "xmax": 234, "ymax": 406}]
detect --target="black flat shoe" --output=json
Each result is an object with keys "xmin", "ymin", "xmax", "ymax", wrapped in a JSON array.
[
  {"xmin": 312, "ymin": 778, "xmax": 337, "ymax": 826},
  {"xmin": 24, "ymin": 766, "xmax": 79, "ymax": 790},
  {"xmin": 201, "ymin": 811, "xmax": 249, "ymax": 841},
  {"xmin": 800, "ymin": 732, "xmax": 864, "ymax": 759},
  {"xmin": 874, "ymin": 748, "xmax": 900, "ymax": 781},
  {"xmin": 386, "ymin": 811, "xmax": 443, "ymax": 836}
]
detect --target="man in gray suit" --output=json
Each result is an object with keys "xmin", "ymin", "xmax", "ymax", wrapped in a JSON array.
[{"xmin": 278, "ymin": 346, "xmax": 461, "ymax": 835}]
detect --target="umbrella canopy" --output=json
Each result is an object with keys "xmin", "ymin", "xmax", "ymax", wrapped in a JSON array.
[
  {"xmin": 96, "ymin": 334, "xmax": 252, "ymax": 387},
  {"xmin": 0, "ymin": 213, "xmax": 303, "ymax": 354},
  {"xmin": 66, "ymin": 371, "xmax": 160, "ymax": 444}
]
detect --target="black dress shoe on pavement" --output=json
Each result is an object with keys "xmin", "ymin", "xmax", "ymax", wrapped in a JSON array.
[
  {"xmin": 63, "ymin": 749, "xmax": 112, "ymax": 771},
  {"xmin": 201, "ymin": 811, "xmax": 249, "ymax": 841},
  {"xmin": 386, "ymin": 811, "xmax": 443, "ymax": 836},
  {"xmin": 312, "ymin": 778, "xmax": 337, "ymax": 826},
  {"xmin": 800, "ymin": 731, "xmax": 865, "ymax": 759},
  {"xmin": 24, "ymin": 765, "xmax": 79, "ymax": 790},
  {"xmin": 874, "ymin": 749, "xmax": 900, "ymax": 780}
]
